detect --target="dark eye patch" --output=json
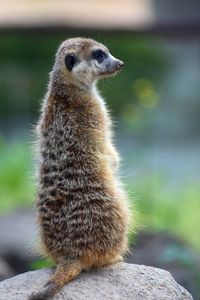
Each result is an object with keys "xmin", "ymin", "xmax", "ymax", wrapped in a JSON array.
[
  {"xmin": 65, "ymin": 53, "xmax": 77, "ymax": 71},
  {"xmin": 92, "ymin": 49, "xmax": 107, "ymax": 63}
]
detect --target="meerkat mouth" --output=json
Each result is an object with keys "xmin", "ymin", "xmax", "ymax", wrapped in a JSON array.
[{"xmin": 99, "ymin": 68, "xmax": 122, "ymax": 76}]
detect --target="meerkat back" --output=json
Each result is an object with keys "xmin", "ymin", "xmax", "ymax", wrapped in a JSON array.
[{"xmin": 30, "ymin": 37, "xmax": 131, "ymax": 300}]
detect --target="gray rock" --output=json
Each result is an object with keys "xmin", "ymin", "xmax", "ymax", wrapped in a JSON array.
[
  {"xmin": 0, "ymin": 263, "xmax": 193, "ymax": 300},
  {"xmin": 0, "ymin": 258, "xmax": 15, "ymax": 281},
  {"xmin": 0, "ymin": 208, "xmax": 36, "ymax": 261}
]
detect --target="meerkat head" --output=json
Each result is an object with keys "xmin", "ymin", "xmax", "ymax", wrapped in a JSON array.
[{"xmin": 52, "ymin": 37, "xmax": 124, "ymax": 90}]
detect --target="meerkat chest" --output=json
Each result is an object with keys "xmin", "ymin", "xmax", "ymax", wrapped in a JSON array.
[
  {"xmin": 91, "ymin": 88, "xmax": 111, "ymax": 129},
  {"xmin": 92, "ymin": 88, "xmax": 106, "ymax": 114}
]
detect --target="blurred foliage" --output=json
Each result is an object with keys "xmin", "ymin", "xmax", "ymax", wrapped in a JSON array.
[
  {"xmin": 130, "ymin": 175, "xmax": 200, "ymax": 251},
  {"xmin": 0, "ymin": 33, "xmax": 169, "ymax": 133},
  {"xmin": 0, "ymin": 138, "xmax": 34, "ymax": 212}
]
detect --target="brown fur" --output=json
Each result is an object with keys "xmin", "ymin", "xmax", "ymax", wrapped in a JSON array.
[{"xmin": 30, "ymin": 38, "xmax": 130, "ymax": 300}]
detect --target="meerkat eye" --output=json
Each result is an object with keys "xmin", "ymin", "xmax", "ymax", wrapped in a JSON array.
[
  {"xmin": 92, "ymin": 49, "xmax": 107, "ymax": 63},
  {"xmin": 65, "ymin": 53, "xmax": 77, "ymax": 71}
]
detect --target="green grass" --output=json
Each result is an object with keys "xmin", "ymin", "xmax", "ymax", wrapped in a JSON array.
[
  {"xmin": 130, "ymin": 175, "xmax": 200, "ymax": 251},
  {"xmin": 31, "ymin": 258, "xmax": 54, "ymax": 270},
  {"xmin": 0, "ymin": 137, "xmax": 34, "ymax": 212},
  {"xmin": 0, "ymin": 139, "xmax": 200, "ymax": 252}
]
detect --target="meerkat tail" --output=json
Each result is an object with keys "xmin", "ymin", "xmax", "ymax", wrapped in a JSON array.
[{"xmin": 29, "ymin": 260, "xmax": 82, "ymax": 300}]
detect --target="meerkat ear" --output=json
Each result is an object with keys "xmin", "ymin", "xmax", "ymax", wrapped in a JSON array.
[{"xmin": 65, "ymin": 53, "xmax": 76, "ymax": 71}]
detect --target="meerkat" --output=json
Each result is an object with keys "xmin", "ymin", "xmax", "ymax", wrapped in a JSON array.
[{"xmin": 30, "ymin": 37, "xmax": 131, "ymax": 300}]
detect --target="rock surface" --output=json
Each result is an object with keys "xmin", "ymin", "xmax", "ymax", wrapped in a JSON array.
[
  {"xmin": 0, "ymin": 208, "xmax": 36, "ymax": 262},
  {"xmin": 0, "ymin": 263, "xmax": 193, "ymax": 300}
]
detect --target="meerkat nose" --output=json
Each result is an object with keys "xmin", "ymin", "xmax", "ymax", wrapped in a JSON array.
[
  {"xmin": 115, "ymin": 60, "xmax": 124, "ymax": 70},
  {"xmin": 119, "ymin": 61, "xmax": 124, "ymax": 68}
]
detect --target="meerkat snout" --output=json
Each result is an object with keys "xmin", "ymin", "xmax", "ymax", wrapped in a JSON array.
[
  {"xmin": 117, "ymin": 60, "xmax": 124, "ymax": 69},
  {"xmin": 105, "ymin": 56, "xmax": 124, "ymax": 75}
]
